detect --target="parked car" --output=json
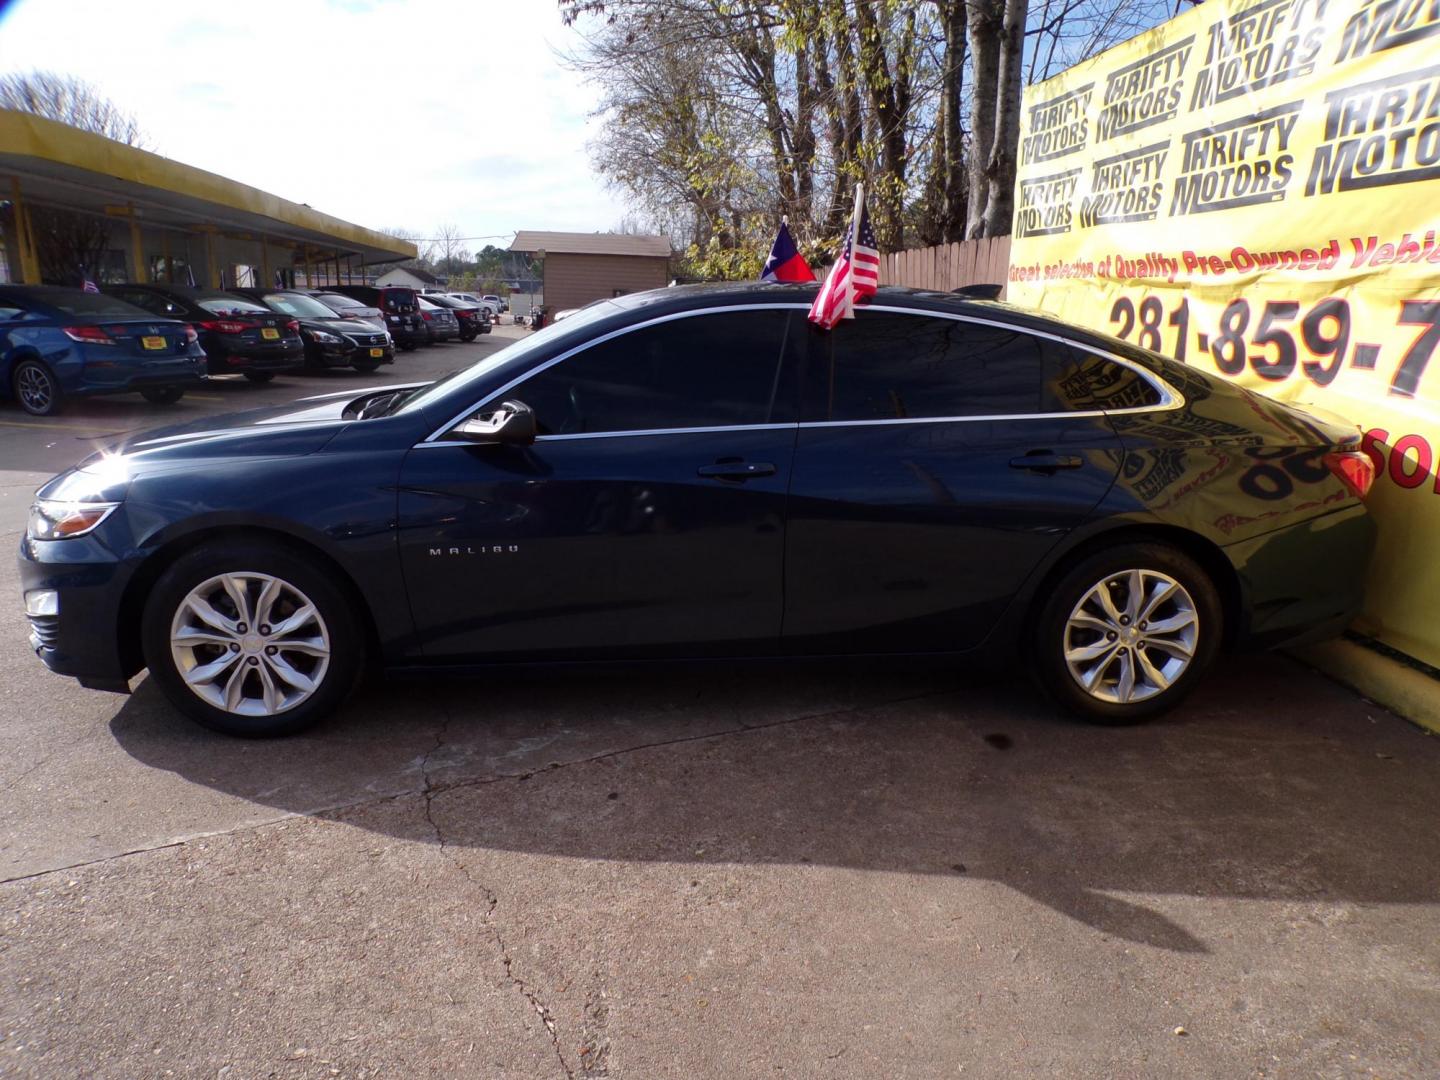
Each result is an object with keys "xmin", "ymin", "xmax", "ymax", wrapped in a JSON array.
[
  {"xmin": 422, "ymin": 293, "xmax": 489, "ymax": 340},
  {"xmin": 103, "ymin": 285, "xmax": 303, "ymax": 382},
  {"xmin": 483, "ymin": 294, "xmax": 507, "ymax": 314},
  {"xmin": 448, "ymin": 292, "xmax": 501, "ymax": 316},
  {"xmin": 0, "ymin": 285, "xmax": 207, "ymax": 415},
  {"xmin": 327, "ymin": 285, "xmax": 424, "ymax": 351},
  {"xmin": 18, "ymin": 283, "xmax": 1376, "ymax": 736},
  {"xmin": 307, "ymin": 291, "xmax": 386, "ymax": 332},
  {"xmin": 417, "ymin": 296, "xmax": 459, "ymax": 343},
  {"xmin": 233, "ymin": 289, "xmax": 393, "ymax": 373}
]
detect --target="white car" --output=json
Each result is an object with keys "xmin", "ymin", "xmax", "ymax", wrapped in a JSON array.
[{"xmin": 447, "ymin": 292, "xmax": 503, "ymax": 316}]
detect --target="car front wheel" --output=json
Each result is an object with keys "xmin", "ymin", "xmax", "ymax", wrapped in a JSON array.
[
  {"xmin": 141, "ymin": 541, "xmax": 363, "ymax": 736},
  {"xmin": 1032, "ymin": 542, "xmax": 1221, "ymax": 724}
]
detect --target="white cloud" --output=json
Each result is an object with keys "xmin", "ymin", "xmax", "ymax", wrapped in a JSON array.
[{"xmin": 0, "ymin": 0, "xmax": 631, "ymax": 247}]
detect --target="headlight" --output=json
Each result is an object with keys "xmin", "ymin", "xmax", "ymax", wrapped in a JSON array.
[
  {"xmin": 309, "ymin": 329, "xmax": 342, "ymax": 344},
  {"xmin": 28, "ymin": 499, "xmax": 119, "ymax": 540}
]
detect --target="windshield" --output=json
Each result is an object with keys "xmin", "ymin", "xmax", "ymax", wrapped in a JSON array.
[
  {"xmin": 262, "ymin": 293, "xmax": 342, "ymax": 319},
  {"xmin": 397, "ymin": 301, "xmax": 621, "ymax": 416},
  {"xmin": 197, "ymin": 294, "xmax": 270, "ymax": 315}
]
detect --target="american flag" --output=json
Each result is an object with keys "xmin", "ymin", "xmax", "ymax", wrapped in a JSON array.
[
  {"xmin": 808, "ymin": 186, "xmax": 879, "ymax": 329},
  {"xmin": 80, "ymin": 267, "xmax": 99, "ymax": 293}
]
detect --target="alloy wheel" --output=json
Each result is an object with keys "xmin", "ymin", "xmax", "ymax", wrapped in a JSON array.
[
  {"xmin": 169, "ymin": 571, "xmax": 332, "ymax": 716},
  {"xmin": 16, "ymin": 364, "xmax": 54, "ymax": 413},
  {"xmin": 1062, "ymin": 569, "xmax": 1198, "ymax": 704}
]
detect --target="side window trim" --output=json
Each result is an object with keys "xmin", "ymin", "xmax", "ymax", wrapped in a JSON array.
[{"xmin": 419, "ymin": 302, "xmax": 1182, "ymax": 445}]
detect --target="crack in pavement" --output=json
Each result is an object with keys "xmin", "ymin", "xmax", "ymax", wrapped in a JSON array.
[
  {"xmin": 422, "ymin": 685, "xmax": 955, "ymax": 801},
  {"xmin": 420, "ymin": 705, "xmax": 576, "ymax": 1080},
  {"xmin": 1, "ymin": 686, "xmax": 958, "ymax": 890}
]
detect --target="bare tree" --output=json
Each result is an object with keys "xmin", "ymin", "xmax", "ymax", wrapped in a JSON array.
[
  {"xmin": 433, "ymin": 223, "xmax": 470, "ymax": 275},
  {"xmin": 565, "ymin": 0, "xmax": 1170, "ymax": 256},
  {"xmin": 376, "ymin": 225, "xmax": 435, "ymax": 269},
  {"xmin": 0, "ymin": 70, "xmax": 150, "ymax": 149}
]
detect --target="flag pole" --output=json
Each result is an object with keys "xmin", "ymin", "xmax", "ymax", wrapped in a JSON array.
[{"xmin": 844, "ymin": 183, "xmax": 865, "ymax": 319}]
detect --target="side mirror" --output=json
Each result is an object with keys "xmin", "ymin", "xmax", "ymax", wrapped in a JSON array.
[{"xmin": 455, "ymin": 399, "xmax": 537, "ymax": 446}]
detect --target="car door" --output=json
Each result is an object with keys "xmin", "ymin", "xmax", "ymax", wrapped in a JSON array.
[
  {"xmin": 782, "ymin": 308, "xmax": 1127, "ymax": 655},
  {"xmin": 396, "ymin": 307, "xmax": 801, "ymax": 661}
]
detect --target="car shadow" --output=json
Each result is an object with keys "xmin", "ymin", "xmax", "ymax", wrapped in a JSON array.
[{"xmin": 108, "ymin": 653, "xmax": 1440, "ymax": 954}]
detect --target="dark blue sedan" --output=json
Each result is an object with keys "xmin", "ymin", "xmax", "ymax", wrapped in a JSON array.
[
  {"xmin": 17, "ymin": 284, "xmax": 1376, "ymax": 736},
  {"xmin": 0, "ymin": 286, "xmax": 208, "ymax": 415}
]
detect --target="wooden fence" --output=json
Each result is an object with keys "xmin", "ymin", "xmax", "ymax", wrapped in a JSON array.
[{"xmin": 878, "ymin": 236, "xmax": 1012, "ymax": 296}]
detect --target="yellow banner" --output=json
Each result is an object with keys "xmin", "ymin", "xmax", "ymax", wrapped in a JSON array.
[{"xmin": 1007, "ymin": 0, "xmax": 1440, "ymax": 667}]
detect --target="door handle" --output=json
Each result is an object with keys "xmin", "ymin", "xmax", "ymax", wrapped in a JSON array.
[
  {"xmin": 697, "ymin": 462, "xmax": 777, "ymax": 480},
  {"xmin": 1009, "ymin": 451, "xmax": 1083, "ymax": 472}
]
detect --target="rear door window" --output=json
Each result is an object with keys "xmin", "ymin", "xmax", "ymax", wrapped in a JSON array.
[
  {"xmin": 513, "ymin": 309, "xmax": 797, "ymax": 436},
  {"xmin": 805, "ymin": 311, "xmax": 1059, "ymax": 421}
]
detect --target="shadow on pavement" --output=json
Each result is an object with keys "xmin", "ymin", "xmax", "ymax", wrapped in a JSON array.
[{"xmin": 108, "ymin": 654, "xmax": 1440, "ymax": 954}]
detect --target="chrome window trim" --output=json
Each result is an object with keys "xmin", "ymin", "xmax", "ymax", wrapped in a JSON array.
[
  {"xmin": 417, "ymin": 301, "xmax": 1183, "ymax": 447},
  {"xmin": 415, "ymin": 421, "xmax": 800, "ymax": 449}
]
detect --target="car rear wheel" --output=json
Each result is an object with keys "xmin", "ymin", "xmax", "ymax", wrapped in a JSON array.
[
  {"xmin": 140, "ymin": 385, "xmax": 185, "ymax": 405},
  {"xmin": 244, "ymin": 371, "xmax": 276, "ymax": 384},
  {"xmin": 13, "ymin": 359, "xmax": 63, "ymax": 416},
  {"xmin": 141, "ymin": 540, "xmax": 363, "ymax": 736},
  {"xmin": 1032, "ymin": 542, "xmax": 1221, "ymax": 725}
]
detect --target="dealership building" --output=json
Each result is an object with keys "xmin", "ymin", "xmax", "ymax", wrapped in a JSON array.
[{"xmin": 0, "ymin": 109, "xmax": 415, "ymax": 289}]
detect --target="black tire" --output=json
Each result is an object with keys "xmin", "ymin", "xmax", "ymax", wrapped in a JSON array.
[
  {"xmin": 141, "ymin": 539, "xmax": 364, "ymax": 736},
  {"xmin": 12, "ymin": 359, "xmax": 63, "ymax": 416},
  {"xmin": 244, "ymin": 371, "xmax": 276, "ymax": 384},
  {"xmin": 351, "ymin": 359, "xmax": 383, "ymax": 373},
  {"xmin": 140, "ymin": 385, "xmax": 185, "ymax": 405},
  {"xmin": 1031, "ymin": 542, "xmax": 1221, "ymax": 725}
]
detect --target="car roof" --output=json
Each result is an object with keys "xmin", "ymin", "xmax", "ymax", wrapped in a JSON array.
[{"xmin": 609, "ymin": 282, "xmax": 1141, "ymax": 354}]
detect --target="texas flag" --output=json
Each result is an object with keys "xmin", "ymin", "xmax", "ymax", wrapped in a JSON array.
[{"xmin": 760, "ymin": 219, "xmax": 815, "ymax": 283}]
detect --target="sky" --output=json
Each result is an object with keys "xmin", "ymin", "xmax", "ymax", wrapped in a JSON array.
[{"xmin": 0, "ymin": 0, "xmax": 631, "ymax": 251}]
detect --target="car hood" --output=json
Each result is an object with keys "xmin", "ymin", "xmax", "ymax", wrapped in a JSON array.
[{"xmin": 89, "ymin": 397, "xmax": 360, "ymax": 469}]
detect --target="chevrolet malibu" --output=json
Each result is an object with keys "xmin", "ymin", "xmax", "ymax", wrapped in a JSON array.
[{"xmin": 18, "ymin": 284, "xmax": 1376, "ymax": 737}]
